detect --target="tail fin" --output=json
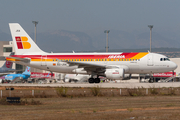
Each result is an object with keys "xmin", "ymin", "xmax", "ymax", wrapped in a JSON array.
[
  {"xmin": 22, "ymin": 66, "xmax": 31, "ymax": 75},
  {"xmin": 2, "ymin": 52, "xmax": 14, "ymax": 68},
  {"xmin": 9, "ymin": 23, "xmax": 45, "ymax": 55}
]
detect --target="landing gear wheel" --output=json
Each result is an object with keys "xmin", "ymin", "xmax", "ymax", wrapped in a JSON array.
[
  {"xmin": 88, "ymin": 78, "xmax": 94, "ymax": 83},
  {"xmin": 149, "ymin": 78, "xmax": 154, "ymax": 83},
  {"xmin": 94, "ymin": 78, "xmax": 100, "ymax": 83}
]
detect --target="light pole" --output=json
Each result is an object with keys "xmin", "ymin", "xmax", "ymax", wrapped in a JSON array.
[
  {"xmin": 104, "ymin": 30, "xmax": 110, "ymax": 52},
  {"xmin": 32, "ymin": 21, "xmax": 38, "ymax": 73},
  {"xmin": 148, "ymin": 25, "xmax": 153, "ymax": 52},
  {"xmin": 32, "ymin": 21, "xmax": 38, "ymax": 43}
]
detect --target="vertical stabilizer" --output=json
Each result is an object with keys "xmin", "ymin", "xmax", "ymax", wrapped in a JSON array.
[
  {"xmin": 9, "ymin": 23, "xmax": 45, "ymax": 55},
  {"xmin": 22, "ymin": 66, "xmax": 31, "ymax": 75}
]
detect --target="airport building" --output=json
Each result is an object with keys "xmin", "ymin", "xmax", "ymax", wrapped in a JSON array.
[{"xmin": 0, "ymin": 41, "xmax": 17, "ymax": 71}]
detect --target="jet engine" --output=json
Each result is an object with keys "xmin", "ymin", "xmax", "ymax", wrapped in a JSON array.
[{"xmin": 105, "ymin": 69, "xmax": 124, "ymax": 80}]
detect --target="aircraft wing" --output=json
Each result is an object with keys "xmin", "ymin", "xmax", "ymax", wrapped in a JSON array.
[
  {"xmin": 56, "ymin": 59, "xmax": 123, "ymax": 74},
  {"xmin": 0, "ymin": 73, "xmax": 8, "ymax": 77},
  {"xmin": 67, "ymin": 61, "xmax": 105, "ymax": 68},
  {"xmin": 67, "ymin": 61, "xmax": 106, "ymax": 74},
  {"xmin": 57, "ymin": 59, "xmax": 111, "ymax": 74}
]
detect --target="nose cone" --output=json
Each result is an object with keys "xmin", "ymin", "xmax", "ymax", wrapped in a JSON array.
[{"xmin": 171, "ymin": 62, "xmax": 177, "ymax": 70}]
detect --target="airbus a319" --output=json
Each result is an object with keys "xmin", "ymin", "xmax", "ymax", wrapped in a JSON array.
[{"xmin": 6, "ymin": 23, "xmax": 177, "ymax": 83}]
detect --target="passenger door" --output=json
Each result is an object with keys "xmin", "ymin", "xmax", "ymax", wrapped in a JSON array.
[
  {"xmin": 147, "ymin": 54, "xmax": 153, "ymax": 66},
  {"xmin": 41, "ymin": 55, "xmax": 47, "ymax": 66}
]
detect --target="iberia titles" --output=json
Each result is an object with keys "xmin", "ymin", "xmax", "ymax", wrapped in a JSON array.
[{"xmin": 108, "ymin": 55, "xmax": 125, "ymax": 59}]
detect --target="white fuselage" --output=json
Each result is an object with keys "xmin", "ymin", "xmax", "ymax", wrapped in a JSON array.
[{"xmin": 10, "ymin": 52, "xmax": 177, "ymax": 76}]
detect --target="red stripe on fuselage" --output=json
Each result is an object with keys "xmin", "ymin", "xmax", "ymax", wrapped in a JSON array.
[
  {"xmin": 11, "ymin": 53, "xmax": 141, "ymax": 60},
  {"xmin": 124, "ymin": 53, "xmax": 139, "ymax": 58}
]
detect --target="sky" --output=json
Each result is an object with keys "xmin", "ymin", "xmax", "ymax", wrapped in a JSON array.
[{"xmin": 0, "ymin": 0, "xmax": 180, "ymax": 39}]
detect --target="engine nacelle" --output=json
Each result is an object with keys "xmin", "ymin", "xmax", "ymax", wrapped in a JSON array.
[
  {"xmin": 105, "ymin": 69, "xmax": 124, "ymax": 80},
  {"xmin": 123, "ymin": 74, "xmax": 131, "ymax": 80}
]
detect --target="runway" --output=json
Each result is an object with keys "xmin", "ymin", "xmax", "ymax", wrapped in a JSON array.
[{"xmin": 1, "ymin": 82, "xmax": 180, "ymax": 88}]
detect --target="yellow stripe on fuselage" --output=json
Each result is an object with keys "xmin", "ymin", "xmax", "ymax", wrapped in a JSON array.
[{"xmin": 131, "ymin": 52, "xmax": 148, "ymax": 59}]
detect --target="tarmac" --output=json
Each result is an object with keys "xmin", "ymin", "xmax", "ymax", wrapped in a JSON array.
[{"xmin": 1, "ymin": 81, "xmax": 180, "ymax": 88}]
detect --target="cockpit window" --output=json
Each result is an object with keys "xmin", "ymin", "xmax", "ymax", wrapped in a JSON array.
[{"xmin": 160, "ymin": 58, "xmax": 170, "ymax": 61}]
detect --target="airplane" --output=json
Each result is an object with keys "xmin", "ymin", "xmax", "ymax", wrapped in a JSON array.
[
  {"xmin": 6, "ymin": 23, "xmax": 177, "ymax": 83},
  {"xmin": 0, "ymin": 52, "xmax": 17, "ymax": 77},
  {"xmin": 3, "ymin": 66, "xmax": 31, "ymax": 81}
]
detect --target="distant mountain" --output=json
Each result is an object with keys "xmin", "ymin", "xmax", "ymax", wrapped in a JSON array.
[
  {"xmin": 90, "ymin": 30, "xmax": 180, "ymax": 50},
  {"xmin": 1, "ymin": 29, "xmax": 180, "ymax": 52},
  {"xmin": 35, "ymin": 30, "xmax": 95, "ymax": 52}
]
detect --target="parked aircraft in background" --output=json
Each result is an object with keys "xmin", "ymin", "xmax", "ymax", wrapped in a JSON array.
[
  {"xmin": 0, "ymin": 52, "xmax": 17, "ymax": 77},
  {"xmin": 65, "ymin": 74, "xmax": 90, "ymax": 82},
  {"xmin": 4, "ymin": 66, "xmax": 31, "ymax": 81},
  {"xmin": 6, "ymin": 23, "xmax": 177, "ymax": 83},
  {"xmin": 0, "ymin": 53, "xmax": 15, "ymax": 73}
]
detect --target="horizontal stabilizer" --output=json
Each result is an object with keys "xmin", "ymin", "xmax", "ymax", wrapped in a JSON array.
[{"xmin": 6, "ymin": 56, "xmax": 30, "ymax": 63}]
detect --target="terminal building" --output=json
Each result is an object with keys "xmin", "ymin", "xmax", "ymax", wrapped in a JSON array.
[{"xmin": 0, "ymin": 41, "xmax": 180, "ymax": 82}]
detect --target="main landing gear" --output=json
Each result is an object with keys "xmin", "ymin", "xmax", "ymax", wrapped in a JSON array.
[
  {"xmin": 88, "ymin": 77, "xmax": 100, "ymax": 83},
  {"xmin": 148, "ymin": 78, "xmax": 154, "ymax": 83}
]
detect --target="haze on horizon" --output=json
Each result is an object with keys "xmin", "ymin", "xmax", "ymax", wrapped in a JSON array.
[{"xmin": 0, "ymin": 0, "xmax": 180, "ymax": 52}]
